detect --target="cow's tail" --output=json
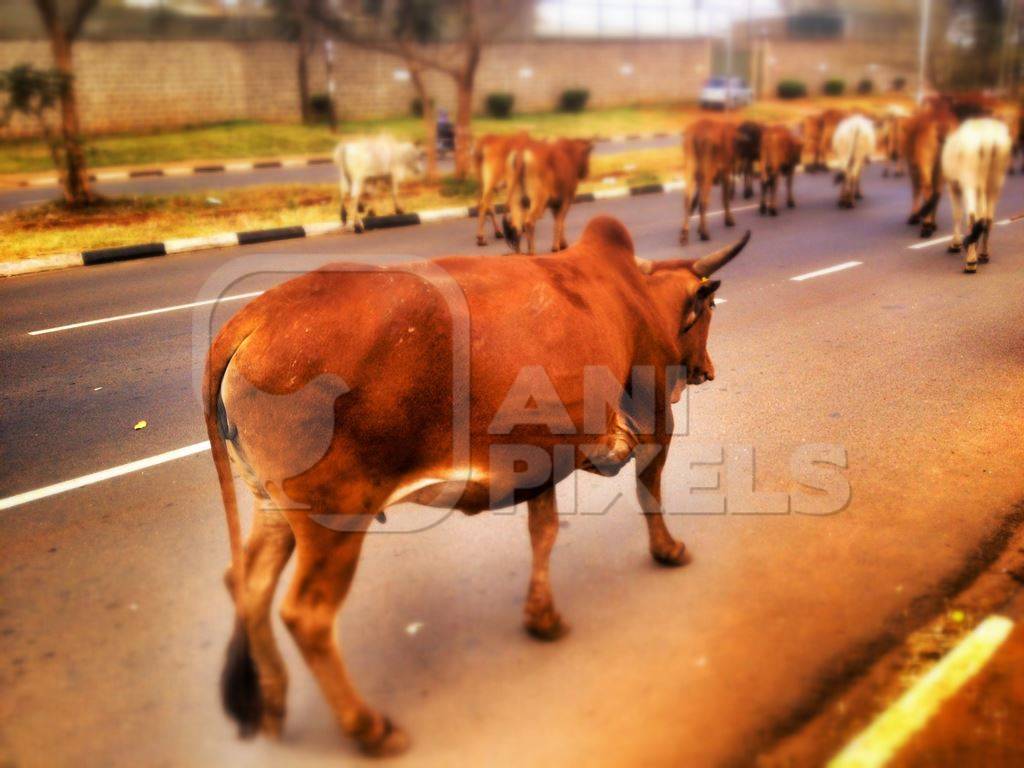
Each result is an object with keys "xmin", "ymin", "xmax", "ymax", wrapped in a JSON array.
[
  {"xmin": 203, "ymin": 329, "xmax": 262, "ymax": 737},
  {"xmin": 502, "ymin": 147, "xmax": 528, "ymax": 245},
  {"xmin": 834, "ymin": 126, "xmax": 860, "ymax": 185}
]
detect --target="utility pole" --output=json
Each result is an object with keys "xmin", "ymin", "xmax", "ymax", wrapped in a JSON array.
[{"xmin": 917, "ymin": 0, "xmax": 931, "ymax": 104}]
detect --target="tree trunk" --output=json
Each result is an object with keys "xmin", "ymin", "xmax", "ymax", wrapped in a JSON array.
[
  {"xmin": 409, "ymin": 66, "xmax": 437, "ymax": 180},
  {"xmin": 453, "ymin": 72, "xmax": 474, "ymax": 180},
  {"xmin": 297, "ymin": 10, "xmax": 312, "ymax": 123},
  {"xmin": 50, "ymin": 30, "xmax": 92, "ymax": 206}
]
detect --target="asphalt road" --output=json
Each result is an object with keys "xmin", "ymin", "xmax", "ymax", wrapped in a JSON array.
[
  {"xmin": 2, "ymin": 168, "xmax": 1023, "ymax": 767},
  {"xmin": 0, "ymin": 135, "xmax": 678, "ymax": 212}
]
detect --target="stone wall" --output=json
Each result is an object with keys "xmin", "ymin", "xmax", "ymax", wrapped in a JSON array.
[
  {"xmin": 757, "ymin": 39, "xmax": 917, "ymax": 98},
  {"xmin": 0, "ymin": 37, "xmax": 711, "ymax": 138}
]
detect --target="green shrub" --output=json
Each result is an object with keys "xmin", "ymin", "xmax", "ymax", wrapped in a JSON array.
[
  {"xmin": 440, "ymin": 176, "xmax": 479, "ymax": 198},
  {"xmin": 411, "ymin": 96, "xmax": 436, "ymax": 118},
  {"xmin": 822, "ymin": 78, "xmax": 846, "ymax": 96},
  {"xmin": 558, "ymin": 88, "xmax": 590, "ymax": 113},
  {"xmin": 308, "ymin": 94, "xmax": 334, "ymax": 123},
  {"xmin": 776, "ymin": 80, "xmax": 808, "ymax": 99},
  {"xmin": 485, "ymin": 92, "xmax": 515, "ymax": 119},
  {"xmin": 856, "ymin": 78, "xmax": 874, "ymax": 95}
]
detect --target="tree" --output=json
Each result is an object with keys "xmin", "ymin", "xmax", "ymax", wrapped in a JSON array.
[
  {"xmin": 31, "ymin": 0, "xmax": 100, "ymax": 206},
  {"xmin": 316, "ymin": 0, "xmax": 517, "ymax": 179},
  {"xmin": 271, "ymin": 0, "xmax": 318, "ymax": 124}
]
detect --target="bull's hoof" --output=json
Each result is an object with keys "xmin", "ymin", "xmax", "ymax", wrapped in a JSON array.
[
  {"xmin": 907, "ymin": 214, "xmax": 920, "ymax": 225},
  {"xmin": 476, "ymin": 235, "xmax": 487, "ymax": 246},
  {"xmin": 494, "ymin": 229, "xmax": 505, "ymax": 240},
  {"xmin": 358, "ymin": 717, "xmax": 411, "ymax": 758},
  {"xmin": 743, "ymin": 189, "xmax": 754, "ymax": 200},
  {"xmin": 525, "ymin": 607, "xmax": 569, "ymax": 641},
  {"xmin": 699, "ymin": 231, "xmax": 710, "ymax": 242},
  {"xmin": 394, "ymin": 207, "xmax": 405, "ymax": 216},
  {"xmin": 759, "ymin": 203, "xmax": 767, "ymax": 215},
  {"xmin": 948, "ymin": 243, "xmax": 962, "ymax": 253},
  {"xmin": 963, "ymin": 263, "xmax": 977, "ymax": 274},
  {"xmin": 978, "ymin": 253, "xmax": 990, "ymax": 264},
  {"xmin": 354, "ymin": 222, "xmax": 365, "ymax": 234},
  {"xmin": 920, "ymin": 225, "xmax": 936, "ymax": 238},
  {"xmin": 787, "ymin": 200, "xmax": 795, "ymax": 209},
  {"xmin": 724, "ymin": 218, "xmax": 736, "ymax": 228},
  {"xmin": 651, "ymin": 541, "xmax": 691, "ymax": 568},
  {"xmin": 769, "ymin": 208, "xmax": 778, "ymax": 217}
]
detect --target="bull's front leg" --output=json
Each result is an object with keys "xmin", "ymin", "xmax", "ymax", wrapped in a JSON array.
[
  {"xmin": 637, "ymin": 447, "xmax": 690, "ymax": 567},
  {"xmin": 523, "ymin": 486, "xmax": 568, "ymax": 640},
  {"xmin": 722, "ymin": 170, "xmax": 736, "ymax": 227}
]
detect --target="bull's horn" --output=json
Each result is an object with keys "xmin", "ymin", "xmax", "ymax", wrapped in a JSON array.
[{"xmin": 693, "ymin": 230, "xmax": 751, "ymax": 277}]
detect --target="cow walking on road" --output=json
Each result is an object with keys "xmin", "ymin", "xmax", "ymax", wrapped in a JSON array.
[
  {"xmin": 832, "ymin": 114, "xmax": 876, "ymax": 209},
  {"xmin": 472, "ymin": 132, "xmax": 530, "ymax": 246},
  {"xmin": 903, "ymin": 104, "xmax": 958, "ymax": 237},
  {"xmin": 941, "ymin": 118, "xmax": 1012, "ymax": 273},
  {"xmin": 334, "ymin": 137, "xmax": 425, "ymax": 233},
  {"xmin": 759, "ymin": 125, "xmax": 802, "ymax": 216},
  {"xmin": 204, "ymin": 216, "xmax": 749, "ymax": 756},
  {"xmin": 502, "ymin": 137, "xmax": 594, "ymax": 254},
  {"xmin": 679, "ymin": 118, "xmax": 738, "ymax": 244}
]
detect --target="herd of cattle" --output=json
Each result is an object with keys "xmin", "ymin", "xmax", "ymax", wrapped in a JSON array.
[
  {"xmin": 335, "ymin": 94, "xmax": 1020, "ymax": 273},
  {"xmin": 210, "ymin": 94, "xmax": 1019, "ymax": 758}
]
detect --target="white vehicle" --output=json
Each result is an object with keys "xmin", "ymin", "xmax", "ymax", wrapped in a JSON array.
[{"xmin": 699, "ymin": 77, "xmax": 753, "ymax": 110}]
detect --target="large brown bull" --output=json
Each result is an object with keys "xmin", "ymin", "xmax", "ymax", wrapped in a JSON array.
[
  {"xmin": 759, "ymin": 124, "xmax": 802, "ymax": 216},
  {"xmin": 472, "ymin": 132, "xmax": 530, "ymax": 246},
  {"xmin": 802, "ymin": 108, "xmax": 847, "ymax": 172},
  {"xmin": 204, "ymin": 216, "xmax": 749, "ymax": 756},
  {"xmin": 903, "ymin": 103, "xmax": 958, "ymax": 237},
  {"xmin": 502, "ymin": 137, "xmax": 594, "ymax": 254},
  {"xmin": 679, "ymin": 118, "xmax": 738, "ymax": 244}
]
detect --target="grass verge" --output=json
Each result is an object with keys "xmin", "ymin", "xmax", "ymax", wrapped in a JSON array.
[{"xmin": 0, "ymin": 146, "xmax": 681, "ymax": 262}]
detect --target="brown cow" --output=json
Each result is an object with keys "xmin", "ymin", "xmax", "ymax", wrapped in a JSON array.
[
  {"xmin": 472, "ymin": 132, "xmax": 530, "ymax": 246},
  {"xmin": 204, "ymin": 216, "xmax": 749, "ymax": 756},
  {"xmin": 680, "ymin": 118, "xmax": 738, "ymax": 244},
  {"xmin": 878, "ymin": 107, "xmax": 911, "ymax": 178},
  {"xmin": 802, "ymin": 108, "xmax": 847, "ymax": 172},
  {"xmin": 759, "ymin": 124, "xmax": 803, "ymax": 216},
  {"xmin": 903, "ymin": 103, "xmax": 958, "ymax": 237},
  {"xmin": 501, "ymin": 137, "xmax": 594, "ymax": 254}
]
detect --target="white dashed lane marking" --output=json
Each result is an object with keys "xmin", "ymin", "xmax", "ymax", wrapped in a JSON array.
[
  {"xmin": 790, "ymin": 261, "xmax": 863, "ymax": 282},
  {"xmin": 28, "ymin": 290, "xmax": 265, "ymax": 336}
]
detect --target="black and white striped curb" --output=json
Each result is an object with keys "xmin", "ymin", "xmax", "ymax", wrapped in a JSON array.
[
  {"xmin": 1, "ymin": 177, "xmax": 685, "ymax": 278},
  {"xmin": 12, "ymin": 132, "xmax": 682, "ymax": 189}
]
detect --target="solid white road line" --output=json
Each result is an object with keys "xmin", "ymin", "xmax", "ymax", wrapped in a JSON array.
[
  {"xmin": 828, "ymin": 615, "xmax": 1014, "ymax": 768},
  {"xmin": 909, "ymin": 218, "xmax": 1016, "ymax": 250},
  {"xmin": 0, "ymin": 441, "xmax": 212, "ymax": 512},
  {"xmin": 790, "ymin": 261, "xmax": 863, "ymax": 282},
  {"xmin": 28, "ymin": 290, "xmax": 265, "ymax": 336}
]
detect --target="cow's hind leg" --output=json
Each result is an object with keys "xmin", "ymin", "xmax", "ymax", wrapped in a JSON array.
[
  {"xmin": 523, "ymin": 486, "xmax": 568, "ymax": 640},
  {"xmin": 279, "ymin": 508, "xmax": 408, "ymax": 756},
  {"xmin": 222, "ymin": 505, "xmax": 295, "ymax": 738},
  {"xmin": 637, "ymin": 448, "xmax": 689, "ymax": 567}
]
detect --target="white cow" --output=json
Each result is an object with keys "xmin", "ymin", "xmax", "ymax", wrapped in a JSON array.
[
  {"xmin": 333, "ymin": 137, "xmax": 425, "ymax": 232},
  {"xmin": 831, "ymin": 114, "xmax": 877, "ymax": 209},
  {"xmin": 941, "ymin": 118, "xmax": 1012, "ymax": 273}
]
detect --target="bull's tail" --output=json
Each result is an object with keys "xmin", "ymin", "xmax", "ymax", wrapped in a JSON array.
[
  {"xmin": 962, "ymin": 218, "xmax": 987, "ymax": 249},
  {"xmin": 502, "ymin": 147, "xmax": 529, "ymax": 246},
  {"xmin": 203, "ymin": 330, "xmax": 261, "ymax": 736}
]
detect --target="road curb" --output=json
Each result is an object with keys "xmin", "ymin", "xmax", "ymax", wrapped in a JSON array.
[
  {"xmin": 0, "ymin": 177, "xmax": 681, "ymax": 279},
  {"xmin": 8, "ymin": 131, "xmax": 682, "ymax": 189}
]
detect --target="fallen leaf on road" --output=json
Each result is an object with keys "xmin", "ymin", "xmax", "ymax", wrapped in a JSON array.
[{"xmin": 133, "ymin": 420, "xmax": 147, "ymax": 430}]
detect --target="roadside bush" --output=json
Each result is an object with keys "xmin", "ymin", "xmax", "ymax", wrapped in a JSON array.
[
  {"xmin": 308, "ymin": 93, "xmax": 335, "ymax": 123},
  {"xmin": 856, "ymin": 78, "xmax": 874, "ymax": 95},
  {"xmin": 776, "ymin": 80, "xmax": 807, "ymax": 99},
  {"xmin": 485, "ymin": 92, "xmax": 515, "ymax": 119},
  {"xmin": 558, "ymin": 88, "xmax": 590, "ymax": 113},
  {"xmin": 822, "ymin": 78, "xmax": 845, "ymax": 96},
  {"xmin": 891, "ymin": 76, "xmax": 907, "ymax": 92}
]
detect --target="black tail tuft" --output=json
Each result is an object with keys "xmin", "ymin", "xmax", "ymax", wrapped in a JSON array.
[
  {"xmin": 833, "ymin": 171, "xmax": 845, "ymax": 185},
  {"xmin": 962, "ymin": 219, "xmax": 986, "ymax": 249},
  {"xmin": 221, "ymin": 618, "xmax": 262, "ymax": 738}
]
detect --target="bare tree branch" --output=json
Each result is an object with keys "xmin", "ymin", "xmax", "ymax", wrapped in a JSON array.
[
  {"xmin": 67, "ymin": 0, "xmax": 101, "ymax": 40},
  {"xmin": 32, "ymin": 0, "xmax": 60, "ymax": 37}
]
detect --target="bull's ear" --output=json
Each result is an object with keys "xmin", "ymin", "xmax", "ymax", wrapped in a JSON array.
[{"xmin": 696, "ymin": 279, "xmax": 721, "ymax": 301}]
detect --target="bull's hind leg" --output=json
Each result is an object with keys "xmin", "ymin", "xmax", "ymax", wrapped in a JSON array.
[
  {"xmin": 523, "ymin": 486, "xmax": 568, "ymax": 640},
  {"xmin": 279, "ymin": 508, "xmax": 408, "ymax": 756},
  {"xmin": 637, "ymin": 448, "xmax": 689, "ymax": 567},
  {"xmin": 222, "ymin": 505, "xmax": 295, "ymax": 738}
]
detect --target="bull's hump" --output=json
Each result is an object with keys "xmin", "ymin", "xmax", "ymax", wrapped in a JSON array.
[{"xmin": 578, "ymin": 215, "xmax": 634, "ymax": 256}]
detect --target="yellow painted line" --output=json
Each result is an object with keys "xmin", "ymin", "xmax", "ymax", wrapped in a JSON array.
[{"xmin": 828, "ymin": 614, "xmax": 1014, "ymax": 768}]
